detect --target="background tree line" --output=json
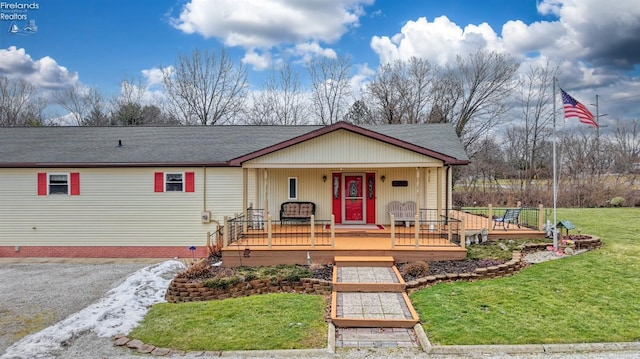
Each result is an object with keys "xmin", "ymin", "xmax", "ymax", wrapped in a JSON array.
[{"xmin": 1, "ymin": 47, "xmax": 638, "ymax": 207}]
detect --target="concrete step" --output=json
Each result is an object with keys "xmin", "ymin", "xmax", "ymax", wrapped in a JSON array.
[
  {"xmin": 332, "ymin": 266, "xmax": 406, "ymax": 292},
  {"xmin": 330, "ymin": 291, "xmax": 420, "ymax": 328},
  {"xmin": 333, "ymin": 255, "xmax": 395, "ymax": 267}
]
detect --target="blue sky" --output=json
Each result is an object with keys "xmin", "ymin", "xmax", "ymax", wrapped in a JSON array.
[{"xmin": 1, "ymin": 0, "xmax": 639, "ymax": 124}]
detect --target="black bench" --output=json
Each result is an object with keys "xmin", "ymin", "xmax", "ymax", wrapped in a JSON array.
[
  {"xmin": 280, "ymin": 202, "xmax": 316, "ymax": 225},
  {"xmin": 493, "ymin": 208, "xmax": 522, "ymax": 230}
]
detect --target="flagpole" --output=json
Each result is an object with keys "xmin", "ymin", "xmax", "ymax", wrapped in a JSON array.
[{"xmin": 552, "ymin": 79, "xmax": 558, "ymax": 251}]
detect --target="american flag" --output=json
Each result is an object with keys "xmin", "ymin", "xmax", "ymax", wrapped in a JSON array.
[{"xmin": 560, "ymin": 88, "xmax": 598, "ymax": 127}]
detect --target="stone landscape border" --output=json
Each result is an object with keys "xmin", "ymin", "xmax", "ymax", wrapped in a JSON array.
[{"xmin": 164, "ymin": 236, "xmax": 602, "ymax": 302}]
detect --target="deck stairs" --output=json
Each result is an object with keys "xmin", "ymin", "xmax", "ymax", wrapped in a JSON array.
[{"xmin": 331, "ymin": 256, "xmax": 420, "ymax": 329}]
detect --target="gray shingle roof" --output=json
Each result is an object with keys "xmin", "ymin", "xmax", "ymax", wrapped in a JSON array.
[{"xmin": 0, "ymin": 122, "xmax": 469, "ymax": 167}]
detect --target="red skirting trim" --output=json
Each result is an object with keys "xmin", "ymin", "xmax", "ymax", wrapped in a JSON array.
[{"xmin": 0, "ymin": 246, "xmax": 209, "ymax": 258}]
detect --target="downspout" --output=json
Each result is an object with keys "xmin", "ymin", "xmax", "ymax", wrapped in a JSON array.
[{"xmin": 203, "ymin": 166, "xmax": 207, "ymax": 211}]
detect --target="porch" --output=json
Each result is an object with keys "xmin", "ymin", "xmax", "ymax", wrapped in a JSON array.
[{"xmin": 215, "ymin": 205, "xmax": 546, "ymax": 267}]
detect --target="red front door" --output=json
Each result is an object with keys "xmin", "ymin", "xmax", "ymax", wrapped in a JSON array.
[{"xmin": 343, "ymin": 175, "xmax": 364, "ymax": 223}]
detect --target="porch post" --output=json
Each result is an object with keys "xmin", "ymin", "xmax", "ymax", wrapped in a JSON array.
[
  {"xmin": 243, "ymin": 168, "xmax": 248, "ymax": 233},
  {"xmin": 267, "ymin": 214, "xmax": 272, "ymax": 248},
  {"xmin": 488, "ymin": 204, "xmax": 494, "ymax": 234},
  {"xmin": 460, "ymin": 216, "xmax": 466, "ymax": 249},
  {"xmin": 436, "ymin": 167, "xmax": 443, "ymax": 229},
  {"xmin": 263, "ymin": 169, "xmax": 269, "ymax": 224},
  {"xmin": 538, "ymin": 203, "xmax": 544, "ymax": 230},
  {"xmin": 414, "ymin": 214, "xmax": 419, "ymax": 248},
  {"xmin": 390, "ymin": 214, "xmax": 395, "ymax": 248},
  {"xmin": 310, "ymin": 214, "xmax": 315, "ymax": 247},
  {"xmin": 223, "ymin": 216, "xmax": 229, "ymax": 248},
  {"xmin": 330, "ymin": 215, "xmax": 335, "ymax": 248},
  {"xmin": 415, "ymin": 167, "xmax": 420, "ymax": 222}
]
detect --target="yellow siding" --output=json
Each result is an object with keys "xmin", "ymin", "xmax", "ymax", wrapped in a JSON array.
[
  {"xmin": 245, "ymin": 130, "xmax": 440, "ymax": 168},
  {"xmin": 0, "ymin": 168, "xmax": 246, "ymax": 247},
  {"xmin": 251, "ymin": 167, "xmax": 445, "ymax": 224}
]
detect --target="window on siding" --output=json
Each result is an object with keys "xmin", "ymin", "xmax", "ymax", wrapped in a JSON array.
[
  {"xmin": 288, "ymin": 177, "xmax": 298, "ymax": 200},
  {"xmin": 154, "ymin": 172, "xmax": 195, "ymax": 193},
  {"xmin": 166, "ymin": 173, "xmax": 183, "ymax": 192},
  {"xmin": 49, "ymin": 174, "xmax": 69, "ymax": 194},
  {"xmin": 38, "ymin": 172, "xmax": 80, "ymax": 196}
]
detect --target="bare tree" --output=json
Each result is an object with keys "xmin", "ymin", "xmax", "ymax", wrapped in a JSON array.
[
  {"xmin": 53, "ymin": 84, "xmax": 110, "ymax": 126},
  {"xmin": 248, "ymin": 64, "xmax": 308, "ymax": 125},
  {"xmin": 432, "ymin": 50, "xmax": 520, "ymax": 149},
  {"xmin": 0, "ymin": 76, "xmax": 45, "ymax": 126},
  {"xmin": 307, "ymin": 56, "xmax": 352, "ymax": 124},
  {"xmin": 112, "ymin": 77, "xmax": 146, "ymax": 126},
  {"xmin": 366, "ymin": 61, "xmax": 402, "ymax": 124},
  {"xmin": 609, "ymin": 119, "xmax": 640, "ymax": 173},
  {"xmin": 504, "ymin": 62, "xmax": 558, "ymax": 193},
  {"xmin": 365, "ymin": 57, "xmax": 437, "ymax": 124},
  {"xmin": 162, "ymin": 47, "xmax": 247, "ymax": 125}
]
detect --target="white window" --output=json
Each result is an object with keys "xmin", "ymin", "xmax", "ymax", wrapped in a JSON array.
[
  {"xmin": 288, "ymin": 177, "xmax": 298, "ymax": 200},
  {"xmin": 49, "ymin": 174, "xmax": 69, "ymax": 195},
  {"xmin": 165, "ymin": 173, "xmax": 184, "ymax": 192}
]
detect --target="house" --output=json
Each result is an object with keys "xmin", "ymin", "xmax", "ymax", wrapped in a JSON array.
[{"xmin": 0, "ymin": 121, "xmax": 471, "ymax": 262}]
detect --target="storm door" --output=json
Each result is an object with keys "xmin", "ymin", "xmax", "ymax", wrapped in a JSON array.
[{"xmin": 343, "ymin": 174, "xmax": 365, "ymax": 224}]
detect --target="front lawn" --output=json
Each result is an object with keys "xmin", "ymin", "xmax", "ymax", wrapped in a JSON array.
[
  {"xmin": 411, "ymin": 207, "xmax": 640, "ymax": 345},
  {"xmin": 129, "ymin": 293, "xmax": 327, "ymax": 351}
]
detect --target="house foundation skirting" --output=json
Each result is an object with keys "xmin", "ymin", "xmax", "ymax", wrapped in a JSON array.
[{"xmin": 0, "ymin": 246, "xmax": 209, "ymax": 258}]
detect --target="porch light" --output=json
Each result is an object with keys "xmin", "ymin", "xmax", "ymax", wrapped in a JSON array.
[
  {"xmin": 322, "ymin": 175, "xmax": 327, "ymax": 182},
  {"xmin": 381, "ymin": 175, "xmax": 386, "ymax": 182}
]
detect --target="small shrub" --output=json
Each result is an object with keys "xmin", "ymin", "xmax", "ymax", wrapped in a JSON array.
[
  {"xmin": 403, "ymin": 261, "xmax": 430, "ymax": 277},
  {"xmin": 203, "ymin": 275, "xmax": 241, "ymax": 289},
  {"xmin": 176, "ymin": 259, "xmax": 211, "ymax": 280},
  {"xmin": 610, "ymin": 196, "xmax": 626, "ymax": 207}
]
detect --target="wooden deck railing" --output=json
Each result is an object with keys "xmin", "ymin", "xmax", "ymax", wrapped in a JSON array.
[
  {"xmin": 220, "ymin": 203, "xmax": 545, "ymax": 250},
  {"xmin": 454, "ymin": 204, "xmax": 544, "ymax": 232}
]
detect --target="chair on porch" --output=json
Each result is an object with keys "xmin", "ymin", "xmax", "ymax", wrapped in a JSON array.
[
  {"xmin": 492, "ymin": 208, "xmax": 522, "ymax": 230},
  {"xmin": 388, "ymin": 201, "xmax": 416, "ymax": 227}
]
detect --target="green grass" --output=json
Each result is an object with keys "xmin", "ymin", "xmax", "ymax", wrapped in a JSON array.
[
  {"xmin": 129, "ymin": 293, "xmax": 327, "ymax": 351},
  {"xmin": 129, "ymin": 208, "xmax": 639, "ymax": 350},
  {"xmin": 411, "ymin": 207, "xmax": 640, "ymax": 345}
]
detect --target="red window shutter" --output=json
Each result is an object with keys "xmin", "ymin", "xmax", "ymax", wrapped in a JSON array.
[
  {"xmin": 70, "ymin": 172, "xmax": 80, "ymax": 195},
  {"xmin": 37, "ymin": 172, "xmax": 47, "ymax": 196},
  {"xmin": 154, "ymin": 172, "xmax": 164, "ymax": 192},
  {"xmin": 185, "ymin": 172, "xmax": 195, "ymax": 192}
]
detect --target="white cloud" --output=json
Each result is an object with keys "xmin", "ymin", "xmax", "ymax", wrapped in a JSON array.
[
  {"xmin": 350, "ymin": 63, "xmax": 375, "ymax": 100},
  {"xmin": 170, "ymin": 0, "xmax": 373, "ymax": 68},
  {"xmin": 0, "ymin": 46, "xmax": 78, "ymax": 89},
  {"xmin": 241, "ymin": 49, "xmax": 272, "ymax": 70},
  {"xmin": 141, "ymin": 66, "xmax": 170, "ymax": 87},
  {"xmin": 370, "ymin": 1, "xmax": 640, "ymax": 89},
  {"xmin": 370, "ymin": 16, "xmax": 503, "ymax": 67},
  {"xmin": 293, "ymin": 42, "xmax": 338, "ymax": 63}
]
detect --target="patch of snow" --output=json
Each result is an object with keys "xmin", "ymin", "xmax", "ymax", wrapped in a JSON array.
[{"xmin": 1, "ymin": 260, "xmax": 185, "ymax": 359}]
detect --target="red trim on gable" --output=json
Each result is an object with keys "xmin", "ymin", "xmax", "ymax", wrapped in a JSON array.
[
  {"xmin": 185, "ymin": 172, "xmax": 195, "ymax": 192},
  {"xmin": 70, "ymin": 172, "xmax": 80, "ymax": 195},
  {"xmin": 154, "ymin": 172, "xmax": 164, "ymax": 192},
  {"xmin": 228, "ymin": 121, "xmax": 467, "ymax": 166},
  {"xmin": 37, "ymin": 172, "xmax": 47, "ymax": 196}
]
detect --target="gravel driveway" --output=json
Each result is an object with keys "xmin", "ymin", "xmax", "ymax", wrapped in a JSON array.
[{"xmin": 0, "ymin": 258, "xmax": 169, "ymax": 358}]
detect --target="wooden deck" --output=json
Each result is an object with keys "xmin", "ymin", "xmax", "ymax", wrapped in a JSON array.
[{"xmin": 220, "ymin": 210, "xmax": 545, "ymax": 267}]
